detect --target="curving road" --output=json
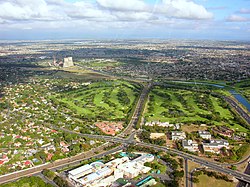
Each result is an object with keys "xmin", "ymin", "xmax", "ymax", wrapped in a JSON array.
[
  {"xmin": 1, "ymin": 67, "xmax": 249, "ymax": 185},
  {"xmin": 223, "ymin": 96, "xmax": 250, "ymax": 125},
  {"xmin": 47, "ymin": 127, "xmax": 250, "ymax": 184}
]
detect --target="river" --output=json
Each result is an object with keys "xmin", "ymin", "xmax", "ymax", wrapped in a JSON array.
[{"xmin": 170, "ymin": 81, "xmax": 250, "ymax": 112}]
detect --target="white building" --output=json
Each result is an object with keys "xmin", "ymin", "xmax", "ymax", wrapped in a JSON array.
[
  {"xmin": 117, "ymin": 154, "xmax": 154, "ymax": 178},
  {"xmin": 105, "ymin": 157, "xmax": 129, "ymax": 168},
  {"xmin": 182, "ymin": 140, "xmax": 199, "ymax": 152},
  {"xmin": 68, "ymin": 154, "xmax": 154, "ymax": 186},
  {"xmin": 79, "ymin": 166, "xmax": 113, "ymax": 186},
  {"xmin": 202, "ymin": 139, "xmax": 229, "ymax": 154},
  {"xmin": 198, "ymin": 131, "xmax": 211, "ymax": 139},
  {"xmin": 68, "ymin": 164, "xmax": 94, "ymax": 180},
  {"xmin": 145, "ymin": 121, "xmax": 180, "ymax": 129},
  {"xmin": 172, "ymin": 131, "xmax": 186, "ymax": 141}
]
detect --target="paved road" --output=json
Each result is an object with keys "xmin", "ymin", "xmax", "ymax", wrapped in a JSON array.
[
  {"xmin": 1, "ymin": 70, "xmax": 249, "ymax": 185},
  {"xmin": 185, "ymin": 159, "xmax": 188, "ymax": 187},
  {"xmin": 42, "ymin": 127, "xmax": 250, "ymax": 184},
  {"xmin": 190, "ymin": 167, "xmax": 203, "ymax": 187},
  {"xmin": 151, "ymin": 173, "xmax": 171, "ymax": 181},
  {"xmin": 154, "ymin": 82, "xmax": 250, "ymax": 126},
  {"xmin": 119, "ymin": 83, "xmax": 151, "ymax": 136},
  {"xmin": 135, "ymin": 142, "xmax": 250, "ymax": 184},
  {"xmin": 237, "ymin": 163, "xmax": 250, "ymax": 187},
  {"xmin": 222, "ymin": 155, "xmax": 250, "ymax": 167},
  {"xmin": 35, "ymin": 173, "xmax": 59, "ymax": 187},
  {"xmin": 0, "ymin": 145, "xmax": 123, "ymax": 185},
  {"xmin": 223, "ymin": 96, "xmax": 250, "ymax": 125}
]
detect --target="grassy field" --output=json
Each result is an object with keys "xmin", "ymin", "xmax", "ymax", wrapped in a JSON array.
[
  {"xmin": 144, "ymin": 87, "xmax": 248, "ymax": 132},
  {"xmin": 79, "ymin": 59, "xmax": 124, "ymax": 68},
  {"xmin": 53, "ymin": 80, "xmax": 140, "ymax": 122},
  {"xmin": 0, "ymin": 176, "xmax": 53, "ymax": 187},
  {"xmin": 194, "ymin": 175, "xmax": 236, "ymax": 187}
]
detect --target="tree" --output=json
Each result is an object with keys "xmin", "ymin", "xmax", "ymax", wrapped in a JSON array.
[
  {"xmin": 173, "ymin": 170, "xmax": 184, "ymax": 180},
  {"xmin": 42, "ymin": 169, "xmax": 56, "ymax": 180},
  {"xmin": 192, "ymin": 177, "xmax": 200, "ymax": 183},
  {"xmin": 53, "ymin": 176, "xmax": 69, "ymax": 187},
  {"xmin": 231, "ymin": 165, "xmax": 237, "ymax": 170}
]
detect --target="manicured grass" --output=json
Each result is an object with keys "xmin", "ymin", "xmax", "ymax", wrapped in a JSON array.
[
  {"xmin": 144, "ymin": 87, "xmax": 248, "ymax": 132},
  {"xmin": 53, "ymin": 80, "xmax": 140, "ymax": 121},
  {"xmin": 194, "ymin": 174, "xmax": 235, "ymax": 187}
]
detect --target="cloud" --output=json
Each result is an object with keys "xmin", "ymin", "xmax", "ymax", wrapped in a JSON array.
[
  {"xmin": 237, "ymin": 8, "xmax": 250, "ymax": 14},
  {"xmin": 227, "ymin": 15, "xmax": 250, "ymax": 22},
  {"xmin": 0, "ymin": 0, "xmax": 213, "ymax": 32},
  {"xmin": 0, "ymin": 0, "xmax": 66, "ymax": 21},
  {"xmin": 97, "ymin": 0, "xmax": 149, "ymax": 12},
  {"xmin": 97, "ymin": 0, "xmax": 213, "ymax": 20},
  {"xmin": 158, "ymin": 0, "xmax": 213, "ymax": 19}
]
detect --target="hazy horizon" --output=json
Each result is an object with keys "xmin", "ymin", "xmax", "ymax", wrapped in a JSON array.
[{"xmin": 0, "ymin": 0, "xmax": 249, "ymax": 40}]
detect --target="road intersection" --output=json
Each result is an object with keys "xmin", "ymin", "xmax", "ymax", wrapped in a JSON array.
[{"xmin": 0, "ymin": 79, "xmax": 249, "ymax": 186}]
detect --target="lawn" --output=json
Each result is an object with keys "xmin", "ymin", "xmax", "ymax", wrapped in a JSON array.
[
  {"xmin": 53, "ymin": 80, "xmax": 140, "ymax": 122},
  {"xmin": 144, "ymin": 87, "xmax": 248, "ymax": 132},
  {"xmin": 194, "ymin": 175, "xmax": 236, "ymax": 187}
]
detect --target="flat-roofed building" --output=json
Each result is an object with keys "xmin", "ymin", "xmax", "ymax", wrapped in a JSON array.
[
  {"xmin": 182, "ymin": 140, "xmax": 199, "ymax": 152},
  {"xmin": 68, "ymin": 164, "xmax": 94, "ymax": 180},
  {"xmin": 171, "ymin": 131, "xmax": 186, "ymax": 141},
  {"xmin": 117, "ymin": 154, "xmax": 154, "ymax": 178},
  {"xmin": 78, "ymin": 166, "xmax": 113, "ymax": 186},
  {"xmin": 202, "ymin": 139, "xmax": 229, "ymax": 154},
  {"xmin": 198, "ymin": 131, "xmax": 211, "ymax": 139},
  {"xmin": 105, "ymin": 157, "xmax": 129, "ymax": 168}
]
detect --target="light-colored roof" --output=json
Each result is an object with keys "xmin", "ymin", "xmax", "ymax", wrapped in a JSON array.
[
  {"xmin": 199, "ymin": 131, "xmax": 211, "ymax": 135},
  {"xmin": 69, "ymin": 164, "xmax": 93, "ymax": 176},
  {"xmin": 172, "ymin": 131, "xmax": 185, "ymax": 136}
]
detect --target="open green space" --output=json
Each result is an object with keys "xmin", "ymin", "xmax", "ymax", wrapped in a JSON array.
[
  {"xmin": 144, "ymin": 86, "xmax": 248, "ymax": 132},
  {"xmin": 79, "ymin": 60, "xmax": 124, "ymax": 68},
  {"xmin": 234, "ymin": 79, "xmax": 250, "ymax": 102},
  {"xmin": 53, "ymin": 80, "xmax": 140, "ymax": 122},
  {"xmin": 0, "ymin": 176, "xmax": 53, "ymax": 187},
  {"xmin": 194, "ymin": 174, "xmax": 235, "ymax": 187}
]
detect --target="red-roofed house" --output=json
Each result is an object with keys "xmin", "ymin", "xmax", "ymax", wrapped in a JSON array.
[
  {"xmin": 47, "ymin": 153, "xmax": 53, "ymax": 161},
  {"xmin": 24, "ymin": 160, "xmax": 31, "ymax": 166}
]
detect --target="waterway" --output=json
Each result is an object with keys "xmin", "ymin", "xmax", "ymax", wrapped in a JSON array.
[
  {"xmin": 229, "ymin": 90, "xmax": 250, "ymax": 112},
  {"xmin": 170, "ymin": 81, "xmax": 250, "ymax": 112}
]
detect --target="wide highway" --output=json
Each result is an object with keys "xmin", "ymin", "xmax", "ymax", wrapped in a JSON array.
[
  {"xmin": 51, "ymin": 127, "xmax": 250, "ymax": 184},
  {"xmin": 1, "ymin": 68, "xmax": 249, "ymax": 185}
]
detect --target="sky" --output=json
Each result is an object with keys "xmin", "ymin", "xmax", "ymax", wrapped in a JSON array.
[{"xmin": 0, "ymin": 0, "xmax": 249, "ymax": 40}]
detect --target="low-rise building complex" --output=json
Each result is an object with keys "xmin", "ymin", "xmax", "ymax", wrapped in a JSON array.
[{"xmin": 68, "ymin": 154, "xmax": 154, "ymax": 187}]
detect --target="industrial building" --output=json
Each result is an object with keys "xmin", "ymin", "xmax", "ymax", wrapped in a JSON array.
[{"xmin": 63, "ymin": 57, "xmax": 74, "ymax": 67}]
